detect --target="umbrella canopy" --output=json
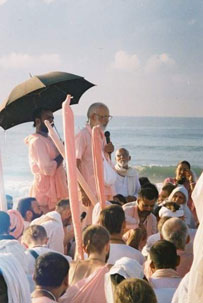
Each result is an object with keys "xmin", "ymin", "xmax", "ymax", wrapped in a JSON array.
[{"xmin": 0, "ymin": 71, "xmax": 95, "ymax": 130}]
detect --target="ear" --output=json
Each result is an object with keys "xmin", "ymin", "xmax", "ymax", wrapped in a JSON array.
[
  {"xmin": 63, "ymin": 274, "xmax": 69, "ymax": 288},
  {"xmin": 25, "ymin": 210, "xmax": 33, "ymax": 221},
  {"xmin": 121, "ymin": 220, "xmax": 126, "ymax": 233},
  {"xmin": 83, "ymin": 244, "xmax": 88, "ymax": 255},
  {"xmin": 186, "ymin": 235, "xmax": 190, "ymax": 245},
  {"xmin": 105, "ymin": 242, "xmax": 110, "ymax": 254},
  {"xmin": 149, "ymin": 260, "xmax": 156, "ymax": 273}
]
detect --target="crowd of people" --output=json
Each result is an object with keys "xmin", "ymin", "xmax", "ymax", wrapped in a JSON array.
[{"xmin": 0, "ymin": 101, "xmax": 202, "ymax": 303}]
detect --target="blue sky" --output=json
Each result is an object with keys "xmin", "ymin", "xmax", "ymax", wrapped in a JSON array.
[{"xmin": 0, "ymin": 0, "xmax": 203, "ymax": 116}]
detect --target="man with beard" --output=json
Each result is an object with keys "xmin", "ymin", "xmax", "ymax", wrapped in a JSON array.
[
  {"xmin": 114, "ymin": 148, "xmax": 141, "ymax": 202},
  {"xmin": 31, "ymin": 199, "xmax": 72, "ymax": 254},
  {"xmin": 25, "ymin": 108, "xmax": 68, "ymax": 213},
  {"xmin": 123, "ymin": 187, "xmax": 158, "ymax": 249},
  {"xmin": 75, "ymin": 103, "xmax": 114, "ymax": 224},
  {"xmin": 60, "ymin": 225, "xmax": 110, "ymax": 303},
  {"xmin": 17, "ymin": 197, "xmax": 43, "ymax": 228}
]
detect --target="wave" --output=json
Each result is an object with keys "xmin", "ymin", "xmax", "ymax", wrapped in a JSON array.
[{"xmin": 136, "ymin": 165, "xmax": 203, "ymax": 183}]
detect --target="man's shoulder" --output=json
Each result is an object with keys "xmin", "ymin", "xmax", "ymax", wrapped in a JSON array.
[{"xmin": 123, "ymin": 201, "xmax": 137, "ymax": 210}]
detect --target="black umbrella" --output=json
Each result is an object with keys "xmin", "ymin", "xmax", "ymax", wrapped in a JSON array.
[{"xmin": 0, "ymin": 71, "xmax": 95, "ymax": 130}]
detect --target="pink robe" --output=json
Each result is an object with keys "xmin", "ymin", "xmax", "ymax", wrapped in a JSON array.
[
  {"xmin": 75, "ymin": 125, "xmax": 113, "ymax": 199},
  {"xmin": 59, "ymin": 265, "xmax": 109, "ymax": 303},
  {"xmin": 25, "ymin": 134, "xmax": 68, "ymax": 209}
]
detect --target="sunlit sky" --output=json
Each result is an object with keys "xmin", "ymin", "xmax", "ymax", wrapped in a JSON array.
[{"xmin": 0, "ymin": 0, "xmax": 203, "ymax": 117}]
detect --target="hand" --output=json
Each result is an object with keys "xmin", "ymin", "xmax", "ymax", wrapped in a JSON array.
[
  {"xmin": 185, "ymin": 169, "xmax": 194, "ymax": 183},
  {"xmin": 104, "ymin": 142, "xmax": 114, "ymax": 154}
]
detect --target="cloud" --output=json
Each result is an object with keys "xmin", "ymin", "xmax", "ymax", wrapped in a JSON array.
[
  {"xmin": 0, "ymin": 52, "xmax": 61, "ymax": 69},
  {"xmin": 145, "ymin": 53, "xmax": 175, "ymax": 73},
  {"xmin": 112, "ymin": 50, "xmax": 140, "ymax": 71},
  {"xmin": 0, "ymin": 0, "xmax": 8, "ymax": 5},
  {"xmin": 188, "ymin": 19, "xmax": 197, "ymax": 26}
]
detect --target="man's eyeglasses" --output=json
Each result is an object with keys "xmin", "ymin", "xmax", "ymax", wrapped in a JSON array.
[{"xmin": 94, "ymin": 114, "xmax": 113, "ymax": 120}]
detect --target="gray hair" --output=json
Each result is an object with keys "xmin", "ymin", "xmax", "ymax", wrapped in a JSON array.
[
  {"xmin": 87, "ymin": 103, "xmax": 108, "ymax": 121},
  {"xmin": 161, "ymin": 217, "xmax": 188, "ymax": 250}
]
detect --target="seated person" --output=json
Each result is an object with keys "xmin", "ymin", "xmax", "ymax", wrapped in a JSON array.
[
  {"xmin": 149, "ymin": 240, "xmax": 181, "ymax": 289},
  {"xmin": 0, "ymin": 253, "xmax": 31, "ymax": 303},
  {"xmin": 60, "ymin": 225, "xmax": 110, "ymax": 303},
  {"xmin": 99, "ymin": 205, "xmax": 144, "ymax": 265},
  {"xmin": 157, "ymin": 183, "xmax": 176, "ymax": 204},
  {"xmin": 161, "ymin": 218, "xmax": 192, "ymax": 277},
  {"xmin": 114, "ymin": 148, "xmax": 141, "ymax": 202},
  {"xmin": 31, "ymin": 199, "xmax": 72, "ymax": 254},
  {"xmin": 164, "ymin": 160, "xmax": 196, "ymax": 219},
  {"xmin": 22, "ymin": 225, "xmax": 72, "ymax": 275},
  {"xmin": 105, "ymin": 257, "xmax": 144, "ymax": 303},
  {"xmin": 168, "ymin": 186, "xmax": 195, "ymax": 228},
  {"xmin": 17, "ymin": 197, "xmax": 43, "ymax": 228},
  {"xmin": 114, "ymin": 278, "xmax": 157, "ymax": 303},
  {"xmin": 7, "ymin": 209, "xmax": 24, "ymax": 240},
  {"xmin": 31, "ymin": 252, "xmax": 69, "ymax": 303},
  {"xmin": 0, "ymin": 211, "xmax": 15, "ymax": 240},
  {"xmin": 123, "ymin": 186, "xmax": 158, "ymax": 248}
]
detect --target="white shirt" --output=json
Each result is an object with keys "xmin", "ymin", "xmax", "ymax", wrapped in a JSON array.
[
  {"xmin": 108, "ymin": 243, "xmax": 144, "ymax": 265},
  {"xmin": 31, "ymin": 211, "xmax": 64, "ymax": 253}
]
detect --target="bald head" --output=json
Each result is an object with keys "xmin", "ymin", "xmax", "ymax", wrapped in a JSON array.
[
  {"xmin": 115, "ymin": 148, "xmax": 131, "ymax": 169},
  {"xmin": 161, "ymin": 217, "xmax": 188, "ymax": 250}
]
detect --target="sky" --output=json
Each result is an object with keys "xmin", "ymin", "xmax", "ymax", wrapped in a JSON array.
[{"xmin": 0, "ymin": 0, "xmax": 203, "ymax": 117}]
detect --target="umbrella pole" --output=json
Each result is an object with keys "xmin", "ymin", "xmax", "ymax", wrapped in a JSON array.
[
  {"xmin": 0, "ymin": 149, "xmax": 7, "ymax": 211},
  {"xmin": 62, "ymin": 95, "xmax": 83, "ymax": 260}
]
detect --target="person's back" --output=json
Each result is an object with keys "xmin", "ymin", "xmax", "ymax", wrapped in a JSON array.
[
  {"xmin": 161, "ymin": 217, "xmax": 192, "ymax": 277},
  {"xmin": 99, "ymin": 204, "xmax": 144, "ymax": 265},
  {"xmin": 60, "ymin": 225, "xmax": 110, "ymax": 303},
  {"xmin": 149, "ymin": 240, "xmax": 181, "ymax": 289},
  {"xmin": 31, "ymin": 252, "xmax": 69, "ymax": 303}
]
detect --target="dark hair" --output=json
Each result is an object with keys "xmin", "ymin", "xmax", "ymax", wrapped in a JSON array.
[
  {"xmin": 139, "ymin": 177, "xmax": 150, "ymax": 187},
  {"xmin": 162, "ymin": 183, "xmax": 176, "ymax": 195},
  {"xmin": 177, "ymin": 160, "xmax": 191, "ymax": 169},
  {"xmin": 99, "ymin": 205, "xmax": 125, "ymax": 235},
  {"xmin": 0, "ymin": 211, "xmax": 10, "ymax": 234},
  {"xmin": 138, "ymin": 186, "xmax": 158, "ymax": 201},
  {"xmin": 113, "ymin": 194, "xmax": 127, "ymax": 205},
  {"xmin": 33, "ymin": 252, "xmax": 69, "ymax": 287},
  {"xmin": 0, "ymin": 274, "xmax": 8, "ymax": 302},
  {"xmin": 17, "ymin": 197, "xmax": 36, "ymax": 219},
  {"xmin": 82, "ymin": 225, "xmax": 110, "ymax": 254},
  {"xmin": 150, "ymin": 240, "xmax": 178, "ymax": 269},
  {"xmin": 56, "ymin": 199, "xmax": 70, "ymax": 209},
  {"xmin": 32, "ymin": 107, "xmax": 50, "ymax": 127}
]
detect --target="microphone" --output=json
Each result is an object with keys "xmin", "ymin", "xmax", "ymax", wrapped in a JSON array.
[
  {"xmin": 104, "ymin": 131, "xmax": 111, "ymax": 144},
  {"xmin": 80, "ymin": 211, "xmax": 87, "ymax": 222}
]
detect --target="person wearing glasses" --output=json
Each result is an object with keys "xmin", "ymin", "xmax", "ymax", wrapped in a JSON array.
[{"xmin": 75, "ymin": 103, "xmax": 114, "ymax": 224}]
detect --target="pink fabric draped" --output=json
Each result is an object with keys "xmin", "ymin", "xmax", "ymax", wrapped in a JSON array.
[
  {"xmin": 92, "ymin": 126, "xmax": 106, "ymax": 209},
  {"xmin": 59, "ymin": 265, "xmax": 109, "ymax": 303},
  {"xmin": 186, "ymin": 172, "xmax": 203, "ymax": 303},
  {"xmin": 44, "ymin": 120, "xmax": 97, "ymax": 206},
  {"xmin": 62, "ymin": 95, "xmax": 83, "ymax": 260}
]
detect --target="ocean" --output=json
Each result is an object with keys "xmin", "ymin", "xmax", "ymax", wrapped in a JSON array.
[{"xmin": 0, "ymin": 115, "xmax": 203, "ymax": 203}]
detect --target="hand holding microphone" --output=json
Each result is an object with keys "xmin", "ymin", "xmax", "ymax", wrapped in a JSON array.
[{"xmin": 104, "ymin": 131, "xmax": 114, "ymax": 158}]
